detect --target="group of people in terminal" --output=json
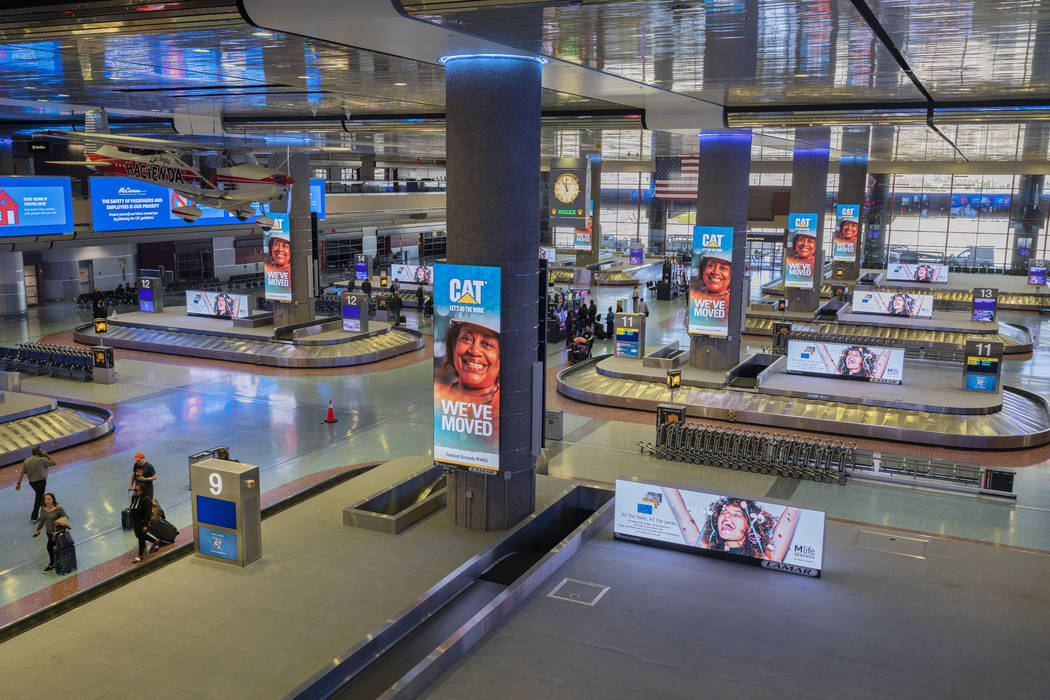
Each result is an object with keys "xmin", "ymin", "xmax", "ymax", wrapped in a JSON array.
[{"xmin": 16, "ymin": 447, "xmax": 178, "ymax": 573}]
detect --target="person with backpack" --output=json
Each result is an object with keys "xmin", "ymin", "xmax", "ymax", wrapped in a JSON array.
[
  {"xmin": 32, "ymin": 492, "xmax": 70, "ymax": 573},
  {"xmin": 130, "ymin": 484, "xmax": 159, "ymax": 563}
]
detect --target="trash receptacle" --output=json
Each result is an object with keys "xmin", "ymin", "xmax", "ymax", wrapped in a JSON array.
[{"xmin": 544, "ymin": 410, "xmax": 563, "ymax": 441}]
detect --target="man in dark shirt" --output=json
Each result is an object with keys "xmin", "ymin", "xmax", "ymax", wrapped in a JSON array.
[
  {"xmin": 16, "ymin": 445, "xmax": 55, "ymax": 522},
  {"xmin": 362, "ymin": 278, "xmax": 372, "ymax": 298},
  {"xmin": 128, "ymin": 452, "xmax": 157, "ymax": 498}
]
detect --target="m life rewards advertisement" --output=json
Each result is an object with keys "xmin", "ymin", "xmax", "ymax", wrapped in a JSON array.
[
  {"xmin": 433, "ymin": 264, "xmax": 501, "ymax": 471},
  {"xmin": 851, "ymin": 290, "xmax": 934, "ymax": 319},
  {"xmin": 832, "ymin": 204, "xmax": 859, "ymax": 262},
  {"xmin": 784, "ymin": 213, "xmax": 818, "ymax": 288},
  {"xmin": 263, "ymin": 213, "xmax": 292, "ymax": 302},
  {"xmin": 613, "ymin": 479, "xmax": 826, "ymax": 577},
  {"xmin": 785, "ymin": 339, "xmax": 904, "ymax": 384},
  {"xmin": 688, "ymin": 226, "xmax": 733, "ymax": 337}
]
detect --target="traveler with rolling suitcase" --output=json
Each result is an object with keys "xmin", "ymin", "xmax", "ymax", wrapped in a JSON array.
[
  {"xmin": 32, "ymin": 492, "xmax": 73, "ymax": 573},
  {"xmin": 130, "ymin": 485, "xmax": 158, "ymax": 564}
]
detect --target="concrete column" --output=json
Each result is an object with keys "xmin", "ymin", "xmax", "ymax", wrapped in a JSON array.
[
  {"xmin": 443, "ymin": 55, "xmax": 541, "ymax": 531},
  {"xmin": 689, "ymin": 130, "xmax": 752, "ymax": 371},
  {"xmin": 785, "ymin": 127, "xmax": 831, "ymax": 312},
  {"xmin": 0, "ymin": 251, "xmax": 27, "ymax": 318},
  {"xmin": 866, "ymin": 173, "xmax": 892, "ymax": 267},
  {"xmin": 648, "ymin": 132, "xmax": 672, "ymax": 253},
  {"xmin": 360, "ymin": 154, "xmax": 376, "ymax": 182},
  {"xmin": 274, "ymin": 153, "xmax": 313, "ymax": 326},
  {"xmin": 833, "ymin": 127, "xmax": 870, "ymax": 281}
]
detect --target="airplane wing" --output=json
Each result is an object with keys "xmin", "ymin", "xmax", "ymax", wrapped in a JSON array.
[{"xmin": 34, "ymin": 130, "xmax": 354, "ymax": 155}]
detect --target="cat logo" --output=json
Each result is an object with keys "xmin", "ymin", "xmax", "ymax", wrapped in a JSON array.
[{"xmin": 450, "ymin": 278, "xmax": 486, "ymax": 305}]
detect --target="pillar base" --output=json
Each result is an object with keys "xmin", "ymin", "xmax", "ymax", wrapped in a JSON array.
[
  {"xmin": 446, "ymin": 465, "xmax": 536, "ymax": 531},
  {"xmin": 688, "ymin": 334, "xmax": 740, "ymax": 371},
  {"xmin": 274, "ymin": 300, "xmax": 314, "ymax": 327}
]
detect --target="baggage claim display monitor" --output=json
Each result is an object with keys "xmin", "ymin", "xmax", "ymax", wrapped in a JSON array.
[
  {"xmin": 1029, "ymin": 261, "xmax": 1047, "ymax": 286},
  {"xmin": 972, "ymin": 287, "xmax": 998, "ymax": 322},
  {"xmin": 137, "ymin": 276, "xmax": 162, "ymax": 313},
  {"xmin": 964, "ymin": 340, "xmax": 1003, "ymax": 392}
]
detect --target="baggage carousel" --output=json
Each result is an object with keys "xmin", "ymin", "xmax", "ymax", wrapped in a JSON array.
[
  {"xmin": 72, "ymin": 321, "xmax": 424, "ymax": 368},
  {"xmin": 761, "ymin": 276, "xmax": 1050, "ymax": 310},
  {"xmin": 0, "ymin": 397, "xmax": 114, "ymax": 466},
  {"xmin": 743, "ymin": 315, "xmax": 1034, "ymax": 354},
  {"xmin": 557, "ymin": 355, "xmax": 1050, "ymax": 449}
]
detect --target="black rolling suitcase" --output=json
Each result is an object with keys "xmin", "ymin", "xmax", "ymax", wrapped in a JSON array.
[
  {"xmin": 54, "ymin": 530, "xmax": 77, "ymax": 575},
  {"xmin": 121, "ymin": 501, "xmax": 134, "ymax": 531},
  {"xmin": 149, "ymin": 518, "xmax": 179, "ymax": 543}
]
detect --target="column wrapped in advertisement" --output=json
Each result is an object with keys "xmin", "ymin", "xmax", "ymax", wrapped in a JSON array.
[
  {"xmin": 433, "ymin": 263, "xmax": 502, "ymax": 471},
  {"xmin": 263, "ymin": 213, "xmax": 292, "ymax": 302},
  {"xmin": 688, "ymin": 226, "xmax": 733, "ymax": 337}
]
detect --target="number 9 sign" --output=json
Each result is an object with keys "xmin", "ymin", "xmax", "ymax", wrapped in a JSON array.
[{"xmin": 209, "ymin": 472, "xmax": 223, "ymax": 495}]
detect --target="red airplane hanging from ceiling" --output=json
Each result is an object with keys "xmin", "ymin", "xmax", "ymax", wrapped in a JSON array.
[{"xmin": 33, "ymin": 130, "xmax": 295, "ymax": 229}]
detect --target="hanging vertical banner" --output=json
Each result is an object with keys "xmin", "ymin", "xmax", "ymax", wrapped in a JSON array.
[
  {"xmin": 263, "ymin": 213, "xmax": 292, "ymax": 301},
  {"xmin": 784, "ymin": 213, "xmax": 819, "ymax": 288},
  {"xmin": 832, "ymin": 204, "xmax": 859, "ymax": 262},
  {"xmin": 688, "ymin": 226, "xmax": 733, "ymax": 337},
  {"xmin": 433, "ymin": 263, "xmax": 502, "ymax": 471}
]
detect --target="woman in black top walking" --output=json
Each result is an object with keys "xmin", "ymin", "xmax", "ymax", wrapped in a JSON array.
[
  {"xmin": 32, "ymin": 493, "xmax": 69, "ymax": 572},
  {"xmin": 130, "ymin": 484, "xmax": 159, "ymax": 563}
]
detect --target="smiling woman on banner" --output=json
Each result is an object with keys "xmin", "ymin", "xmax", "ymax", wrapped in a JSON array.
[
  {"xmin": 435, "ymin": 318, "xmax": 501, "ymax": 408},
  {"xmin": 690, "ymin": 249, "xmax": 732, "ymax": 305}
]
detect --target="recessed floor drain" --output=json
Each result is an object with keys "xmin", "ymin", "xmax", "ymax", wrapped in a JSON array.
[
  {"xmin": 856, "ymin": 531, "xmax": 929, "ymax": 559},
  {"xmin": 547, "ymin": 578, "xmax": 610, "ymax": 607}
]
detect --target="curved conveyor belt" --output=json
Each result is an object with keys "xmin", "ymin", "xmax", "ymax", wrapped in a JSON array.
[
  {"xmin": 744, "ymin": 316, "xmax": 1033, "ymax": 354},
  {"xmin": 557, "ymin": 357, "xmax": 1050, "ymax": 449},
  {"xmin": 73, "ymin": 322, "xmax": 424, "ymax": 368},
  {"xmin": 0, "ymin": 402, "xmax": 114, "ymax": 466}
]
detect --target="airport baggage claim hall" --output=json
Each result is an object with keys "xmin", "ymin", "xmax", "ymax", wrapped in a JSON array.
[{"xmin": 1, "ymin": 2, "xmax": 1049, "ymax": 698}]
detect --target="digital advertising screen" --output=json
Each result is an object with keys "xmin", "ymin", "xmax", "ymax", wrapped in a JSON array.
[
  {"xmin": 263, "ymin": 213, "xmax": 291, "ymax": 302},
  {"xmin": 615, "ymin": 327, "xmax": 639, "ymax": 343},
  {"xmin": 629, "ymin": 248, "xmax": 644, "ymax": 265},
  {"xmin": 392, "ymin": 264, "xmax": 434, "ymax": 285},
  {"xmin": 198, "ymin": 525, "xmax": 238, "ymax": 561},
  {"xmin": 0, "ymin": 175, "xmax": 74, "ymax": 236},
  {"xmin": 832, "ymin": 204, "xmax": 859, "ymax": 262},
  {"xmin": 433, "ymin": 263, "xmax": 502, "ymax": 471},
  {"xmin": 185, "ymin": 291, "xmax": 251, "ymax": 319},
  {"xmin": 90, "ymin": 177, "xmax": 260, "ymax": 231},
  {"xmin": 886, "ymin": 263, "xmax": 949, "ymax": 283},
  {"xmin": 688, "ymin": 226, "xmax": 733, "ymax": 338},
  {"xmin": 1029, "ymin": 263, "xmax": 1046, "ymax": 285},
  {"xmin": 785, "ymin": 339, "xmax": 904, "ymax": 384},
  {"xmin": 342, "ymin": 304, "xmax": 361, "ymax": 332},
  {"xmin": 784, "ymin": 213, "xmax": 818, "ymax": 289},
  {"xmin": 851, "ymin": 290, "xmax": 934, "ymax": 319},
  {"xmin": 573, "ymin": 230, "xmax": 591, "ymax": 250},
  {"xmin": 972, "ymin": 296, "xmax": 996, "ymax": 322},
  {"xmin": 613, "ymin": 479, "xmax": 826, "ymax": 577},
  {"xmin": 538, "ymin": 247, "xmax": 556, "ymax": 261},
  {"xmin": 965, "ymin": 355, "xmax": 1000, "ymax": 392}
]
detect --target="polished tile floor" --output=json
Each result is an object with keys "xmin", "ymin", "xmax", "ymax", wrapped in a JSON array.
[{"xmin": 1, "ymin": 285, "xmax": 1049, "ymax": 621}]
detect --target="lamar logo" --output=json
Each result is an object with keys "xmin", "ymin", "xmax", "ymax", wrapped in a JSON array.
[
  {"xmin": 760, "ymin": 561, "xmax": 819, "ymax": 577},
  {"xmin": 449, "ymin": 278, "xmax": 486, "ymax": 306}
]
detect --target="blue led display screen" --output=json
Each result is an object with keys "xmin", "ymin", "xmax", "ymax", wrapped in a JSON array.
[
  {"xmin": 196, "ymin": 495, "xmax": 237, "ymax": 530},
  {"xmin": 0, "ymin": 176, "xmax": 74, "ymax": 236}
]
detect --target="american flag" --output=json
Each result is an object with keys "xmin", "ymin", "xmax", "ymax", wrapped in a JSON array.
[{"xmin": 654, "ymin": 156, "xmax": 699, "ymax": 201}]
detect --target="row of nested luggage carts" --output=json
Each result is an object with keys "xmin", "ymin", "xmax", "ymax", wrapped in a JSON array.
[{"xmin": 1, "ymin": 343, "xmax": 94, "ymax": 381}]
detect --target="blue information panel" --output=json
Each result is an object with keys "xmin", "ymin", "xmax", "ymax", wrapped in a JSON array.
[
  {"xmin": 195, "ymin": 494, "xmax": 237, "ymax": 529},
  {"xmin": 198, "ymin": 525, "xmax": 239, "ymax": 561},
  {"xmin": 91, "ymin": 177, "xmax": 258, "ymax": 231},
  {"xmin": 0, "ymin": 176, "xmax": 74, "ymax": 236},
  {"xmin": 91, "ymin": 176, "xmax": 325, "ymax": 231},
  {"xmin": 310, "ymin": 179, "xmax": 326, "ymax": 219}
]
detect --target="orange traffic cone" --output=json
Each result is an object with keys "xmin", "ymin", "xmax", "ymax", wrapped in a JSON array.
[{"xmin": 324, "ymin": 400, "xmax": 338, "ymax": 424}]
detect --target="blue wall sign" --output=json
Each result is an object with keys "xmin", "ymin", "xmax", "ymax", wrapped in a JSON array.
[{"xmin": 0, "ymin": 176, "xmax": 74, "ymax": 236}]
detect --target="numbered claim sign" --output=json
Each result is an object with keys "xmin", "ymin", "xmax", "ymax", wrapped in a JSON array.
[
  {"xmin": 341, "ymin": 291, "xmax": 369, "ymax": 333},
  {"xmin": 963, "ymin": 339, "xmax": 1003, "ymax": 393},
  {"xmin": 189, "ymin": 458, "xmax": 261, "ymax": 567}
]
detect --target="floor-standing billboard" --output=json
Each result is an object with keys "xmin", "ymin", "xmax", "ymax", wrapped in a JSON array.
[
  {"xmin": 614, "ymin": 479, "xmax": 826, "ymax": 577},
  {"xmin": 784, "ymin": 213, "xmax": 819, "ymax": 288},
  {"xmin": 688, "ymin": 226, "xmax": 733, "ymax": 337},
  {"xmin": 263, "ymin": 213, "xmax": 292, "ymax": 302},
  {"xmin": 433, "ymin": 263, "xmax": 502, "ymax": 471},
  {"xmin": 832, "ymin": 204, "xmax": 859, "ymax": 262}
]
